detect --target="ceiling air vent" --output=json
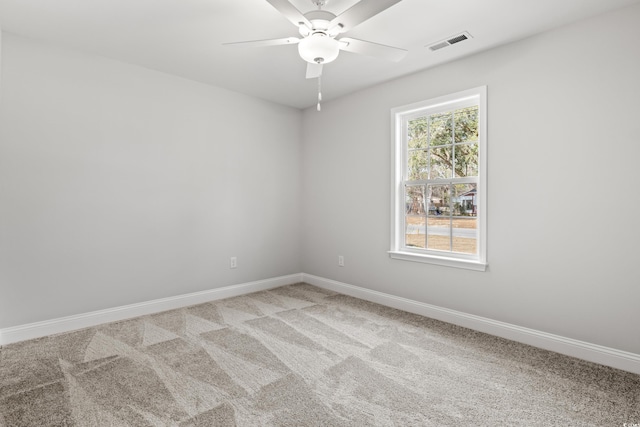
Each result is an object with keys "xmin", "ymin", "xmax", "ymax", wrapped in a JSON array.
[{"xmin": 427, "ymin": 31, "xmax": 473, "ymax": 51}]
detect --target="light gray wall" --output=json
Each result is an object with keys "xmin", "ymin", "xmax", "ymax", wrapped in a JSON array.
[
  {"xmin": 301, "ymin": 4, "xmax": 640, "ymax": 354},
  {"xmin": 0, "ymin": 33, "xmax": 302, "ymax": 328},
  {"xmin": 2, "ymin": 4, "xmax": 639, "ymax": 357}
]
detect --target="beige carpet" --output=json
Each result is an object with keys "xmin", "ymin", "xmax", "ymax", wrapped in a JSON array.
[{"xmin": 1, "ymin": 283, "xmax": 639, "ymax": 426}]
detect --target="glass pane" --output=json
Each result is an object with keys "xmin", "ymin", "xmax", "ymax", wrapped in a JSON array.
[
  {"xmin": 405, "ymin": 215, "xmax": 426, "ymax": 249},
  {"xmin": 429, "ymin": 146, "xmax": 452, "ymax": 179},
  {"xmin": 407, "ymin": 150, "xmax": 428, "ymax": 181},
  {"xmin": 429, "ymin": 112, "xmax": 452, "ymax": 146},
  {"xmin": 405, "ymin": 185, "xmax": 425, "ymax": 215},
  {"xmin": 427, "ymin": 185, "xmax": 450, "ymax": 217},
  {"xmin": 453, "ymin": 217, "xmax": 477, "ymax": 254},
  {"xmin": 452, "ymin": 183, "xmax": 477, "ymax": 217},
  {"xmin": 453, "ymin": 143, "xmax": 478, "ymax": 178},
  {"xmin": 454, "ymin": 106, "xmax": 479, "ymax": 143},
  {"xmin": 427, "ymin": 221, "xmax": 451, "ymax": 251},
  {"xmin": 453, "ymin": 236, "xmax": 477, "ymax": 254},
  {"xmin": 408, "ymin": 117, "xmax": 428, "ymax": 149},
  {"xmin": 405, "ymin": 185, "xmax": 425, "ymax": 248}
]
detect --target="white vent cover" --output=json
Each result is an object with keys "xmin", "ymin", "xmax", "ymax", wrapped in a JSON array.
[{"xmin": 427, "ymin": 31, "xmax": 473, "ymax": 51}]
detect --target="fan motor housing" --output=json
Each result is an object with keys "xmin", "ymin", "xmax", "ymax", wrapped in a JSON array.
[{"xmin": 304, "ymin": 10, "xmax": 336, "ymax": 30}]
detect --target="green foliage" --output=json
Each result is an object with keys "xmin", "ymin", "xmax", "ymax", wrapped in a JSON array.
[
  {"xmin": 408, "ymin": 117, "xmax": 427, "ymax": 148},
  {"xmin": 407, "ymin": 106, "xmax": 478, "ymax": 180}
]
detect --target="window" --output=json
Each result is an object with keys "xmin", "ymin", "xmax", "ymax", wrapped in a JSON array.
[{"xmin": 390, "ymin": 86, "xmax": 487, "ymax": 271}]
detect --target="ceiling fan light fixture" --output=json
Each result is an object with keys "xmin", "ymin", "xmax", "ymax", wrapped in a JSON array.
[
  {"xmin": 298, "ymin": 25, "xmax": 311, "ymax": 37},
  {"xmin": 298, "ymin": 33, "xmax": 339, "ymax": 64}
]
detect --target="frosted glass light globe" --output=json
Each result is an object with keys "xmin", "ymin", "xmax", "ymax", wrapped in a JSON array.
[{"xmin": 298, "ymin": 33, "xmax": 339, "ymax": 64}]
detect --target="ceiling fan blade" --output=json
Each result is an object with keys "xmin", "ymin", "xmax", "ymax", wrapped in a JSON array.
[
  {"xmin": 223, "ymin": 37, "xmax": 300, "ymax": 48},
  {"xmin": 306, "ymin": 62, "xmax": 323, "ymax": 79},
  {"xmin": 266, "ymin": 0, "xmax": 312, "ymax": 29},
  {"xmin": 329, "ymin": 0, "xmax": 402, "ymax": 33},
  {"xmin": 339, "ymin": 37, "xmax": 407, "ymax": 62}
]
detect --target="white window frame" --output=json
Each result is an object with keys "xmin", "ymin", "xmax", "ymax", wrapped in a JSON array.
[{"xmin": 389, "ymin": 86, "xmax": 487, "ymax": 271}]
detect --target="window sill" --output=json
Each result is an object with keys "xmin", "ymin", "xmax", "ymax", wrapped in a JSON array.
[{"xmin": 388, "ymin": 251, "xmax": 487, "ymax": 271}]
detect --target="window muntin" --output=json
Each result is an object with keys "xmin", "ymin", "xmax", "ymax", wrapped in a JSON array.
[{"xmin": 391, "ymin": 87, "xmax": 486, "ymax": 270}]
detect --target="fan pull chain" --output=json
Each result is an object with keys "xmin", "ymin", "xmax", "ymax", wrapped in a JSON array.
[{"xmin": 317, "ymin": 75, "xmax": 322, "ymax": 112}]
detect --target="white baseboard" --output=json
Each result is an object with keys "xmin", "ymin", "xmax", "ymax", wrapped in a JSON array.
[
  {"xmin": 0, "ymin": 273, "xmax": 303, "ymax": 346},
  {"xmin": 303, "ymin": 273, "xmax": 640, "ymax": 375},
  {"xmin": 3, "ymin": 272, "xmax": 639, "ymax": 375}
]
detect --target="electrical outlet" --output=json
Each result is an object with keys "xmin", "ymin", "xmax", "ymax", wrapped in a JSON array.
[
  {"xmin": 338, "ymin": 255, "xmax": 344, "ymax": 267},
  {"xmin": 230, "ymin": 257, "xmax": 237, "ymax": 269}
]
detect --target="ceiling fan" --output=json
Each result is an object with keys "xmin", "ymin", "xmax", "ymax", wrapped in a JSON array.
[{"xmin": 225, "ymin": 0, "xmax": 407, "ymax": 109}]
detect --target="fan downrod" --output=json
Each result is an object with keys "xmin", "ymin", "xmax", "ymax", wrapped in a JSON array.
[{"xmin": 311, "ymin": 0, "xmax": 326, "ymax": 9}]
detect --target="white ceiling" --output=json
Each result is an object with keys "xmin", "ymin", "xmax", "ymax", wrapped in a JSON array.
[{"xmin": 1, "ymin": 0, "xmax": 639, "ymax": 109}]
